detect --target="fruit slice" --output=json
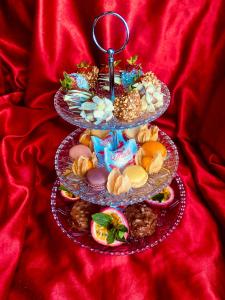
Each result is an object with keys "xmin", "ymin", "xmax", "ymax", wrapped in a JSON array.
[
  {"xmin": 146, "ymin": 186, "xmax": 174, "ymax": 207},
  {"xmin": 91, "ymin": 208, "xmax": 129, "ymax": 247},
  {"xmin": 59, "ymin": 186, "xmax": 80, "ymax": 201}
]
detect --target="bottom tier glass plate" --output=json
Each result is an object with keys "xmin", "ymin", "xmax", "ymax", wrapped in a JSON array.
[{"xmin": 51, "ymin": 174, "xmax": 186, "ymax": 255}]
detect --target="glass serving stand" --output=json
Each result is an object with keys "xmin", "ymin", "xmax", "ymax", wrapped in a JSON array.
[
  {"xmin": 51, "ymin": 11, "xmax": 185, "ymax": 253},
  {"xmin": 51, "ymin": 175, "xmax": 186, "ymax": 255}
]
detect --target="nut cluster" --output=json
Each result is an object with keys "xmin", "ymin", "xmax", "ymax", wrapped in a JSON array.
[
  {"xmin": 125, "ymin": 203, "xmax": 157, "ymax": 238},
  {"xmin": 70, "ymin": 200, "xmax": 99, "ymax": 231},
  {"xmin": 113, "ymin": 90, "xmax": 142, "ymax": 122},
  {"xmin": 81, "ymin": 66, "xmax": 99, "ymax": 88},
  {"xmin": 141, "ymin": 71, "xmax": 160, "ymax": 86}
]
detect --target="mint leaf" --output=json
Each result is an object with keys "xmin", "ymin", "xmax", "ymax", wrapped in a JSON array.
[
  {"xmin": 107, "ymin": 228, "xmax": 116, "ymax": 244},
  {"xmin": 151, "ymin": 193, "xmax": 164, "ymax": 202},
  {"xmin": 92, "ymin": 213, "xmax": 113, "ymax": 228},
  {"xmin": 117, "ymin": 224, "xmax": 128, "ymax": 232},
  {"xmin": 58, "ymin": 185, "xmax": 69, "ymax": 192},
  {"xmin": 115, "ymin": 230, "xmax": 126, "ymax": 242},
  {"xmin": 118, "ymin": 230, "xmax": 125, "ymax": 239}
]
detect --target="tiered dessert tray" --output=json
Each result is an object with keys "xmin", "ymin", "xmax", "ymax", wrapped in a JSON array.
[
  {"xmin": 50, "ymin": 11, "xmax": 186, "ymax": 254},
  {"xmin": 51, "ymin": 175, "xmax": 186, "ymax": 255}
]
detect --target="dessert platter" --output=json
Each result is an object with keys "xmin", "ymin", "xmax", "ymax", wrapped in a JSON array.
[{"xmin": 51, "ymin": 11, "xmax": 186, "ymax": 255}]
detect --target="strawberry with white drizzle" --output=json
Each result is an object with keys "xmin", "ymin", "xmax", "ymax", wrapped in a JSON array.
[
  {"xmin": 121, "ymin": 55, "xmax": 143, "ymax": 88},
  {"xmin": 98, "ymin": 60, "xmax": 122, "ymax": 91},
  {"xmin": 60, "ymin": 62, "xmax": 99, "ymax": 91}
]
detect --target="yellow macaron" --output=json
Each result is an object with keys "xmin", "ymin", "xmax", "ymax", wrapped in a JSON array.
[{"xmin": 123, "ymin": 165, "xmax": 148, "ymax": 188}]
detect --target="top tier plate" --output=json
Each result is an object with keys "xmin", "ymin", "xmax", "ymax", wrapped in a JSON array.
[{"xmin": 54, "ymin": 81, "xmax": 170, "ymax": 130}]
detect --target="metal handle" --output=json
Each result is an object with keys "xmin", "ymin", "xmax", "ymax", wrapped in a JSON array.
[{"xmin": 92, "ymin": 11, "xmax": 129, "ymax": 100}]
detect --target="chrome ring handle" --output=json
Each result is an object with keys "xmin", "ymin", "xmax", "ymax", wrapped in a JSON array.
[{"xmin": 92, "ymin": 11, "xmax": 129, "ymax": 100}]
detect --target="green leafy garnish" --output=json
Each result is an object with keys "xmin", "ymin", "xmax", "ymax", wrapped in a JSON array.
[
  {"xmin": 58, "ymin": 185, "xmax": 69, "ymax": 192},
  {"xmin": 114, "ymin": 60, "xmax": 121, "ymax": 67},
  {"xmin": 115, "ymin": 230, "xmax": 126, "ymax": 242},
  {"xmin": 107, "ymin": 228, "xmax": 116, "ymax": 244},
  {"xmin": 92, "ymin": 212, "xmax": 128, "ymax": 245},
  {"xmin": 60, "ymin": 72, "xmax": 74, "ymax": 89},
  {"xmin": 151, "ymin": 193, "xmax": 164, "ymax": 202},
  {"xmin": 117, "ymin": 224, "xmax": 128, "ymax": 232},
  {"xmin": 118, "ymin": 231, "xmax": 124, "ymax": 239},
  {"xmin": 127, "ymin": 55, "xmax": 138, "ymax": 65},
  {"xmin": 92, "ymin": 213, "xmax": 113, "ymax": 228}
]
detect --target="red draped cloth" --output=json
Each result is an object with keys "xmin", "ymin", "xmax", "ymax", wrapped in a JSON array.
[{"xmin": 1, "ymin": 1, "xmax": 225, "ymax": 299}]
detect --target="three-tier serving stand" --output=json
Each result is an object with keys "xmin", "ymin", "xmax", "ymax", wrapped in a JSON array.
[{"xmin": 51, "ymin": 12, "xmax": 186, "ymax": 255}]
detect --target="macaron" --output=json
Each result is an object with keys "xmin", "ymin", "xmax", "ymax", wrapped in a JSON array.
[
  {"xmin": 86, "ymin": 167, "xmax": 108, "ymax": 191},
  {"xmin": 69, "ymin": 144, "xmax": 92, "ymax": 160},
  {"xmin": 141, "ymin": 141, "xmax": 167, "ymax": 158},
  {"xmin": 123, "ymin": 165, "xmax": 148, "ymax": 188}
]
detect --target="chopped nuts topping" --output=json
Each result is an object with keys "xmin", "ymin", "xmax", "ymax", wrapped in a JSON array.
[
  {"xmin": 125, "ymin": 203, "xmax": 157, "ymax": 238},
  {"xmin": 70, "ymin": 200, "xmax": 99, "ymax": 231},
  {"xmin": 114, "ymin": 90, "xmax": 142, "ymax": 122}
]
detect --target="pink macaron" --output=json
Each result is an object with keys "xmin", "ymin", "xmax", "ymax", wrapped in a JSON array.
[
  {"xmin": 86, "ymin": 167, "xmax": 108, "ymax": 191},
  {"xmin": 69, "ymin": 144, "xmax": 92, "ymax": 160}
]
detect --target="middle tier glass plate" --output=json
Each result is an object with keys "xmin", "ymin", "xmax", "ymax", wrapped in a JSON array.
[
  {"xmin": 55, "ymin": 128, "xmax": 179, "ymax": 206},
  {"xmin": 54, "ymin": 81, "xmax": 170, "ymax": 130}
]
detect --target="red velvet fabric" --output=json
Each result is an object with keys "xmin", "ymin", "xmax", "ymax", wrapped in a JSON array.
[{"xmin": 1, "ymin": 1, "xmax": 225, "ymax": 299}]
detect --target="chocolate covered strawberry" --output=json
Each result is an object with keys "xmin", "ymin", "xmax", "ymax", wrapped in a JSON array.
[
  {"xmin": 98, "ymin": 60, "xmax": 122, "ymax": 90},
  {"xmin": 121, "ymin": 55, "xmax": 143, "ymax": 87},
  {"xmin": 99, "ymin": 60, "xmax": 121, "ymax": 74},
  {"xmin": 73, "ymin": 61, "xmax": 99, "ymax": 88},
  {"xmin": 93, "ymin": 81, "xmax": 126, "ymax": 99},
  {"xmin": 60, "ymin": 72, "xmax": 78, "ymax": 90},
  {"xmin": 60, "ymin": 62, "xmax": 99, "ymax": 91}
]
